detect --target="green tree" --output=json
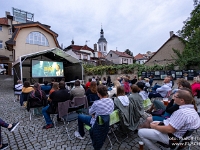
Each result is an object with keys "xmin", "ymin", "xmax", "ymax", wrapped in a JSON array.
[
  {"xmin": 124, "ymin": 49, "xmax": 133, "ymax": 56},
  {"xmin": 173, "ymin": 3, "xmax": 200, "ymax": 69}
]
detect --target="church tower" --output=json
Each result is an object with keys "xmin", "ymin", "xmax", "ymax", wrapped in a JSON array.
[{"xmin": 97, "ymin": 27, "xmax": 107, "ymax": 56}]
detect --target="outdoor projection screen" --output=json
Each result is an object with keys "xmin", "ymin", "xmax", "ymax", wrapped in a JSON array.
[{"xmin": 32, "ymin": 60, "xmax": 64, "ymax": 77}]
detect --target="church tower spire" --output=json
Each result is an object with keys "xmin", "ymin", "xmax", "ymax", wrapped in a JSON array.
[{"xmin": 97, "ymin": 26, "xmax": 107, "ymax": 56}]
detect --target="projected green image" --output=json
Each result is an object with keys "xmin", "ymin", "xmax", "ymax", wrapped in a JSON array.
[{"xmin": 32, "ymin": 60, "xmax": 64, "ymax": 77}]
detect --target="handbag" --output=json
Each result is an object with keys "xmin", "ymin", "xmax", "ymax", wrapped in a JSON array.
[{"xmin": 151, "ymin": 109, "xmax": 165, "ymax": 116}]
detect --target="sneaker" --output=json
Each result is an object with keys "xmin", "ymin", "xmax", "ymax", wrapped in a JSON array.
[
  {"xmin": 0, "ymin": 143, "xmax": 9, "ymax": 150},
  {"xmin": 42, "ymin": 124, "xmax": 54, "ymax": 129},
  {"xmin": 8, "ymin": 122, "xmax": 20, "ymax": 132},
  {"xmin": 74, "ymin": 131, "xmax": 85, "ymax": 140}
]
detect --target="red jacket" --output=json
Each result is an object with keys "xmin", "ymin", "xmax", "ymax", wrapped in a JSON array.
[
  {"xmin": 85, "ymin": 82, "xmax": 91, "ymax": 91},
  {"xmin": 191, "ymin": 82, "xmax": 200, "ymax": 96}
]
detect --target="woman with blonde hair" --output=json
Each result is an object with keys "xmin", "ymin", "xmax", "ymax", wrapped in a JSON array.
[
  {"xmin": 108, "ymin": 80, "xmax": 121, "ymax": 98},
  {"xmin": 20, "ymin": 81, "xmax": 34, "ymax": 106}
]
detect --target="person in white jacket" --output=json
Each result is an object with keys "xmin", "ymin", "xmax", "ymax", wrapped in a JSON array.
[{"xmin": 148, "ymin": 77, "xmax": 172, "ymax": 99}]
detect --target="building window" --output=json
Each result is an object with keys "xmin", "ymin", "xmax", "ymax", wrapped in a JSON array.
[
  {"xmin": 0, "ymin": 26, "xmax": 2, "ymax": 31},
  {"xmin": 99, "ymin": 45, "xmax": 101, "ymax": 51},
  {"xmin": 77, "ymin": 54, "xmax": 81, "ymax": 59},
  {"xmin": 104, "ymin": 45, "xmax": 106, "ymax": 51},
  {"xmin": 26, "ymin": 31, "xmax": 49, "ymax": 46},
  {"xmin": 110, "ymin": 54, "xmax": 112, "ymax": 57},
  {"xmin": 83, "ymin": 54, "xmax": 88, "ymax": 60},
  {"xmin": 0, "ymin": 41, "xmax": 3, "ymax": 49},
  {"xmin": 8, "ymin": 28, "xmax": 12, "ymax": 35}
]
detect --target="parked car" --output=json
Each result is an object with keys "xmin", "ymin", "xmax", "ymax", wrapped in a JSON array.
[{"xmin": 0, "ymin": 68, "xmax": 6, "ymax": 75}]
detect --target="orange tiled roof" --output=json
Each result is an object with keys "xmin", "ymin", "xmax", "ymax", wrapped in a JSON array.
[
  {"xmin": 134, "ymin": 53, "xmax": 144, "ymax": 60},
  {"xmin": 111, "ymin": 50, "xmax": 133, "ymax": 58},
  {"xmin": 69, "ymin": 45, "xmax": 94, "ymax": 52},
  {"xmin": 0, "ymin": 18, "xmax": 8, "ymax": 25}
]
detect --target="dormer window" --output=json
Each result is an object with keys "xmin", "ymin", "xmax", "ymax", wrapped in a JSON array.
[
  {"xmin": 110, "ymin": 54, "xmax": 112, "ymax": 57},
  {"xmin": 26, "ymin": 31, "xmax": 49, "ymax": 46}
]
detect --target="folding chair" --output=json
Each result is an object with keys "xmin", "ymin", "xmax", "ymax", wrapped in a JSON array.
[
  {"xmin": 58, "ymin": 100, "xmax": 85, "ymax": 140},
  {"xmin": 71, "ymin": 96, "xmax": 89, "ymax": 114},
  {"xmin": 84, "ymin": 110, "xmax": 121, "ymax": 150},
  {"xmin": 143, "ymin": 98, "xmax": 152, "ymax": 111}
]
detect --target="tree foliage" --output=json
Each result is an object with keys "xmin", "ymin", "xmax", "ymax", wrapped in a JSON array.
[
  {"xmin": 174, "ymin": 3, "xmax": 200, "ymax": 69},
  {"xmin": 124, "ymin": 49, "xmax": 133, "ymax": 56}
]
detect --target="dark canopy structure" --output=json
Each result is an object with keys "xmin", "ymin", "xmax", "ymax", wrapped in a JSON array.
[{"xmin": 12, "ymin": 48, "xmax": 83, "ymax": 85}]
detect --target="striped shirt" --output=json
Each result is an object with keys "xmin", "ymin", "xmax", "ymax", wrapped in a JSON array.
[
  {"xmin": 163, "ymin": 104, "xmax": 200, "ymax": 138},
  {"xmin": 89, "ymin": 98, "xmax": 114, "ymax": 126}
]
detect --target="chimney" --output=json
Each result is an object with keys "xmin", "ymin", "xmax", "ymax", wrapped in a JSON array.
[
  {"xmin": 94, "ymin": 43, "xmax": 97, "ymax": 51},
  {"xmin": 5, "ymin": 11, "xmax": 10, "ymax": 17},
  {"xmin": 170, "ymin": 31, "xmax": 174, "ymax": 37}
]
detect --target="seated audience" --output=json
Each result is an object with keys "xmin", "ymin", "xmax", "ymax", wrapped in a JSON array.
[
  {"xmin": 86, "ymin": 81, "xmax": 99, "ymax": 105},
  {"xmin": 49, "ymin": 78, "xmax": 55, "ymax": 88},
  {"xmin": 108, "ymin": 80, "xmax": 121, "ymax": 98},
  {"xmin": 74, "ymin": 84, "xmax": 114, "ymax": 139},
  {"xmin": 131, "ymin": 75, "xmax": 137, "ymax": 85},
  {"xmin": 92, "ymin": 76, "xmax": 96, "ymax": 82},
  {"xmin": 20, "ymin": 81, "xmax": 34, "ymax": 106},
  {"xmin": 123, "ymin": 77, "xmax": 131, "ymax": 95},
  {"xmin": 128, "ymin": 85, "xmax": 144, "ymax": 131},
  {"xmin": 148, "ymin": 76, "xmax": 172, "ymax": 99},
  {"xmin": 136, "ymin": 82, "xmax": 149, "ymax": 100},
  {"xmin": 49, "ymin": 82, "xmax": 59, "ymax": 95},
  {"xmin": 147, "ymin": 78, "xmax": 192, "ymax": 113},
  {"xmin": 27, "ymin": 83, "xmax": 47, "ymax": 111},
  {"xmin": 114, "ymin": 86, "xmax": 130, "ymax": 132},
  {"xmin": 191, "ymin": 76, "xmax": 200, "ymax": 96},
  {"xmin": 137, "ymin": 76, "xmax": 145, "ymax": 83},
  {"xmin": 102, "ymin": 77, "xmax": 107, "ymax": 85},
  {"xmin": 144, "ymin": 78, "xmax": 150, "ymax": 88},
  {"xmin": 107, "ymin": 76, "xmax": 111, "ymax": 87},
  {"xmin": 70, "ymin": 80, "xmax": 85, "ymax": 100},
  {"xmin": 149, "ymin": 75, "xmax": 154, "ymax": 87},
  {"xmin": 169, "ymin": 75, "xmax": 174, "ymax": 88},
  {"xmin": 42, "ymin": 81, "xmax": 70, "ymax": 129},
  {"xmin": 41, "ymin": 81, "xmax": 51, "ymax": 95},
  {"xmin": 138, "ymin": 89, "xmax": 200, "ymax": 150},
  {"xmin": 85, "ymin": 78, "xmax": 92, "ymax": 91},
  {"xmin": 14, "ymin": 80, "xmax": 23, "ymax": 101}
]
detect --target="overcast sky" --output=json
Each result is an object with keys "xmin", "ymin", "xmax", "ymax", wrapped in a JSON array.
[{"xmin": 0, "ymin": 0, "xmax": 194, "ymax": 56}]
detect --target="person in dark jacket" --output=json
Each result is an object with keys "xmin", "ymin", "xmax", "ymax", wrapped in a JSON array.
[
  {"xmin": 27, "ymin": 83, "xmax": 47, "ymax": 111},
  {"xmin": 131, "ymin": 75, "xmax": 137, "ymax": 85},
  {"xmin": 107, "ymin": 76, "xmax": 111, "ymax": 87},
  {"xmin": 41, "ymin": 81, "xmax": 51, "ymax": 95},
  {"xmin": 42, "ymin": 81, "xmax": 70, "ymax": 129}
]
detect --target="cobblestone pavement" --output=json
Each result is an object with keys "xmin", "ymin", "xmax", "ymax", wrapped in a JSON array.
[{"xmin": 0, "ymin": 75, "xmax": 200, "ymax": 150}]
